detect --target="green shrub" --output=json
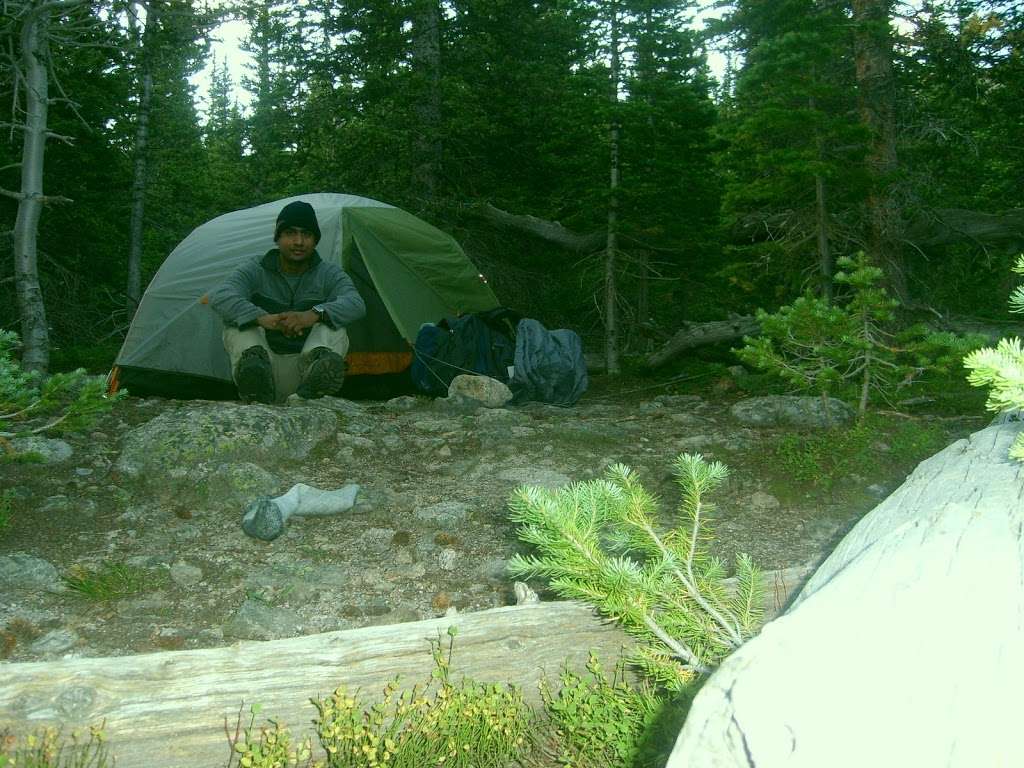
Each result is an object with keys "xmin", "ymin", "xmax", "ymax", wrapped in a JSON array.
[
  {"xmin": 0, "ymin": 725, "xmax": 110, "ymax": 767},
  {"xmin": 230, "ymin": 630, "xmax": 532, "ymax": 768},
  {"xmin": 508, "ymin": 454, "xmax": 762, "ymax": 689},
  {"xmin": 0, "ymin": 331, "xmax": 125, "ymax": 444},
  {"xmin": 770, "ymin": 414, "xmax": 948, "ymax": 495},
  {"xmin": 537, "ymin": 653, "xmax": 677, "ymax": 768},
  {"xmin": 738, "ymin": 253, "xmax": 978, "ymax": 417}
]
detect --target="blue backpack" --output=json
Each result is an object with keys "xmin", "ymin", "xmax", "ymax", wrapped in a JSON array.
[{"xmin": 411, "ymin": 308, "xmax": 520, "ymax": 396}]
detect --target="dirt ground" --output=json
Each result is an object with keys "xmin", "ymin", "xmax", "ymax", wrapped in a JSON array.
[{"xmin": 0, "ymin": 374, "xmax": 982, "ymax": 665}]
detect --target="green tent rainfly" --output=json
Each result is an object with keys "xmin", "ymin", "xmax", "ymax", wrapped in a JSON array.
[{"xmin": 112, "ymin": 193, "xmax": 499, "ymax": 399}]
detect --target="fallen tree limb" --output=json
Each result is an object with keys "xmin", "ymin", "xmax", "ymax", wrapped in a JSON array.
[
  {"xmin": 0, "ymin": 567, "xmax": 810, "ymax": 768},
  {"xmin": 479, "ymin": 203, "xmax": 604, "ymax": 253},
  {"xmin": 644, "ymin": 315, "xmax": 760, "ymax": 369}
]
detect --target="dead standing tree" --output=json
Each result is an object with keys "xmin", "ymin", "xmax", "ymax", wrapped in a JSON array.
[{"xmin": 1, "ymin": 0, "xmax": 91, "ymax": 373}]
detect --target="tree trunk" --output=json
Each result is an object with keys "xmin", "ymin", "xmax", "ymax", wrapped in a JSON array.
[
  {"xmin": 126, "ymin": 1, "xmax": 157, "ymax": 318},
  {"xmin": 851, "ymin": 0, "xmax": 905, "ymax": 301},
  {"xmin": 411, "ymin": 0, "xmax": 442, "ymax": 205},
  {"xmin": 12, "ymin": 5, "xmax": 53, "ymax": 373},
  {"xmin": 815, "ymin": 173, "xmax": 832, "ymax": 302},
  {"xmin": 605, "ymin": 0, "xmax": 621, "ymax": 376}
]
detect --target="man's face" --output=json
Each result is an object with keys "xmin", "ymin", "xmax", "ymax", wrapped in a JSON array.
[{"xmin": 276, "ymin": 226, "xmax": 316, "ymax": 264}]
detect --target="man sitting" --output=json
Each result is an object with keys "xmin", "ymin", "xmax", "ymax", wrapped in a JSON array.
[{"xmin": 210, "ymin": 200, "xmax": 366, "ymax": 403}]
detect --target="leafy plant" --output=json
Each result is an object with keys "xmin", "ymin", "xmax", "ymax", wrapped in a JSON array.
[
  {"xmin": 225, "ymin": 704, "xmax": 318, "ymax": 768},
  {"xmin": 738, "ymin": 253, "xmax": 977, "ymax": 418},
  {"xmin": 230, "ymin": 629, "xmax": 532, "ymax": 768},
  {"xmin": 508, "ymin": 454, "xmax": 762, "ymax": 688},
  {"xmin": 965, "ymin": 254, "xmax": 1024, "ymax": 459},
  {"xmin": 536, "ymin": 653, "xmax": 676, "ymax": 768},
  {"xmin": 63, "ymin": 562, "xmax": 163, "ymax": 601},
  {"xmin": 0, "ymin": 725, "xmax": 110, "ymax": 768},
  {"xmin": 0, "ymin": 331, "xmax": 125, "ymax": 442}
]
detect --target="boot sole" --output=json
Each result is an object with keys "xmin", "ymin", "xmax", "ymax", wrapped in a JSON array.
[{"xmin": 297, "ymin": 353, "xmax": 345, "ymax": 398}]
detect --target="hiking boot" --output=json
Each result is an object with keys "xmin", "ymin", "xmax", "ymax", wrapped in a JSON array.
[
  {"xmin": 297, "ymin": 347, "xmax": 346, "ymax": 399},
  {"xmin": 235, "ymin": 346, "xmax": 275, "ymax": 404}
]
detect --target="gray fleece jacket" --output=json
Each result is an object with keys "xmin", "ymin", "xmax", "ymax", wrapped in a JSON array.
[{"xmin": 210, "ymin": 248, "xmax": 366, "ymax": 355}]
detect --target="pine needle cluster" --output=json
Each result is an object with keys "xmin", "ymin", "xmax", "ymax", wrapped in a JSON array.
[
  {"xmin": 508, "ymin": 453, "xmax": 762, "ymax": 688},
  {"xmin": 964, "ymin": 254, "xmax": 1024, "ymax": 460}
]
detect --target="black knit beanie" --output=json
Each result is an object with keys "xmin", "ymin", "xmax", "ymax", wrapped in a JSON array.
[{"xmin": 274, "ymin": 201, "xmax": 321, "ymax": 242}]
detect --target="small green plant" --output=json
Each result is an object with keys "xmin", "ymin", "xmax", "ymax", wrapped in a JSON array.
[
  {"xmin": 226, "ymin": 704, "xmax": 319, "ymax": 768},
  {"xmin": 965, "ymin": 254, "xmax": 1024, "ymax": 459},
  {"xmin": 738, "ymin": 253, "xmax": 977, "ymax": 417},
  {"xmin": 0, "ymin": 490, "xmax": 13, "ymax": 538},
  {"xmin": 230, "ymin": 629, "xmax": 532, "ymax": 768},
  {"xmin": 0, "ymin": 725, "xmax": 110, "ymax": 767},
  {"xmin": 63, "ymin": 562, "xmax": 162, "ymax": 601},
  {"xmin": 537, "ymin": 653, "xmax": 676, "ymax": 768},
  {"xmin": 508, "ymin": 454, "xmax": 762, "ymax": 688},
  {"xmin": 769, "ymin": 414, "xmax": 949, "ymax": 496},
  {"xmin": 0, "ymin": 331, "xmax": 125, "ymax": 443}
]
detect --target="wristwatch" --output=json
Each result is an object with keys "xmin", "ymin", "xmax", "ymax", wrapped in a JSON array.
[{"xmin": 312, "ymin": 304, "xmax": 326, "ymax": 322}]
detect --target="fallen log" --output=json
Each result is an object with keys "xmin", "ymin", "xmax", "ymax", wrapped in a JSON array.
[
  {"xmin": 478, "ymin": 203, "xmax": 605, "ymax": 253},
  {"xmin": 644, "ymin": 315, "xmax": 760, "ymax": 368},
  {"xmin": 0, "ymin": 570, "xmax": 810, "ymax": 767},
  {"xmin": 669, "ymin": 420, "xmax": 1024, "ymax": 768}
]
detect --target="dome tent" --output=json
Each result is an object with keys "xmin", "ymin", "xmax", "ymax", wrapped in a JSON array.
[{"xmin": 111, "ymin": 193, "xmax": 500, "ymax": 399}]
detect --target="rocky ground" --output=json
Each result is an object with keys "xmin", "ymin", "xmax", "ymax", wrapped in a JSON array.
[{"xmin": 0, "ymin": 377, "xmax": 982, "ymax": 664}]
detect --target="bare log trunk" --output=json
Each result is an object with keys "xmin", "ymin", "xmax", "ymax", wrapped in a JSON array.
[
  {"xmin": 12, "ymin": 7, "xmax": 52, "ymax": 373},
  {"xmin": 644, "ymin": 316, "xmax": 761, "ymax": 369},
  {"xmin": 0, "ymin": 568, "xmax": 811, "ymax": 768},
  {"xmin": 851, "ymin": 0, "xmax": 905, "ymax": 302},
  {"xmin": 126, "ymin": 1, "xmax": 157, "ymax": 317},
  {"xmin": 605, "ymin": 0, "xmax": 621, "ymax": 375},
  {"xmin": 478, "ymin": 203, "xmax": 604, "ymax": 252},
  {"xmin": 412, "ymin": 0, "xmax": 442, "ymax": 204}
]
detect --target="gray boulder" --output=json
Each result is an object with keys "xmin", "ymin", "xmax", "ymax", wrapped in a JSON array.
[
  {"xmin": 730, "ymin": 395, "xmax": 854, "ymax": 428},
  {"xmin": 115, "ymin": 403, "xmax": 336, "ymax": 504},
  {"xmin": 0, "ymin": 552, "xmax": 64, "ymax": 593},
  {"xmin": 448, "ymin": 374, "xmax": 513, "ymax": 408},
  {"xmin": 9, "ymin": 437, "xmax": 72, "ymax": 464},
  {"xmin": 668, "ymin": 421, "xmax": 1024, "ymax": 768}
]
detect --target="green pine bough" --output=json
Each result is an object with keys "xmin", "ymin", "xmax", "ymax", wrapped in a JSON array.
[
  {"xmin": 964, "ymin": 255, "xmax": 1024, "ymax": 460},
  {"xmin": 0, "ymin": 330, "xmax": 124, "ymax": 442},
  {"xmin": 508, "ymin": 454, "xmax": 762, "ymax": 689}
]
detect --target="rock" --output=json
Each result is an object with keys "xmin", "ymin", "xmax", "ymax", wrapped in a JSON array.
[
  {"xmin": 496, "ymin": 467, "xmax": 572, "ymax": 489},
  {"xmin": 749, "ymin": 491, "xmax": 781, "ymax": 512},
  {"xmin": 222, "ymin": 599, "xmax": 303, "ymax": 641},
  {"xmin": 29, "ymin": 629, "xmax": 79, "ymax": 655},
  {"xmin": 115, "ymin": 403, "xmax": 336, "ymax": 504},
  {"xmin": 729, "ymin": 395, "xmax": 854, "ymax": 428},
  {"xmin": 437, "ymin": 548, "xmax": 458, "ymax": 571},
  {"xmin": 169, "ymin": 561, "xmax": 204, "ymax": 587},
  {"xmin": 206, "ymin": 462, "xmax": 281, "ymax": 508},
  {"xmin": 0, "ymin": 553, "xmax": 64, "ymax": 593},
  {"xmin": 432, "ymin": 393, "xmax": 483, "ymax": 414},
  {"xmin": 384, "ymin": 395, "xmax": 420, "ymax": 412},
  {"xmin": 9, "ymin": 437, "xmax": 73, "ymax": 464},
  {"xmin": 414, "ymin": 501, "xmax": 471, "ymax": 526},
  {"xmin": 668, "ymin": 421, "xmax": 1024, "ymax": 768},
  {"xmin": 448, "ymin": 375, "xmax": 513, "ymax": 408}
]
